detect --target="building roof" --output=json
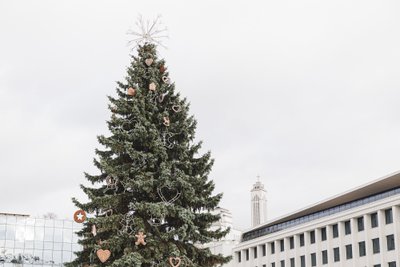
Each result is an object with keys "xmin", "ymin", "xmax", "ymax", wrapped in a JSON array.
[
  {"xmin": 0, "ymin": 212, "xmax": 30, "ymax": 217},
  {"xmin": 245, "ymin": 170, "xmax": 400, "ymax": 234}
]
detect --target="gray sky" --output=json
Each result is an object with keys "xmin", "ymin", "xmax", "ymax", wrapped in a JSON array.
[{"xmin": 1, "ymin": 0, "xmax": 400, "ymax": 230}]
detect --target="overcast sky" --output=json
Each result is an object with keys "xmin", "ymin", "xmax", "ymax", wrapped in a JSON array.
[{"xmin": 1, "ymin": 0, "xmax": 400, "ymax": 230}]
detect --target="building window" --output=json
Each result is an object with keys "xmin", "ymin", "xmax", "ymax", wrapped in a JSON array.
[
  {"xmin": 237, "ymin": 251, "xmax": 241, "ymax": 263},
  {"xmin": 321, "ymin": 250, "xmax": 328, "ymax": 265},
  {"xmin": 385, "ymin": 208, "xmax": 393, "ymax": 224},
  {"xmin": 321, "ymin": 227, "xmax": 327, "ymax": 241},
  {"xmin": 281, "ymin": 260, "xmax": 285, "ymax": 267},
  {"xmin": 388, "ymin": 262, "xmax": 396, "ymax": 267},
  {"xmin": 345, "ymin": 244, "xmax": 352, "ymax": 259},
  {"xmin": 387, "ymin": 234, "xmax": 395, "ymax": 251},
  {"xmin": 246, "ymin": 249, "xmax": 249, "ymax": 260},
  {"xmin": 262, "ymin": 244, "xmax": 266, "ymax": 256},
  {"xmin": 372, "ymin": 238, "xmax": 380, "ymax": 254},
  {"xmin": 289, "ymin": 236, "xmax": 294, "ymax": 249},
  {"xmin": 290, "ymin": 258, "xmax": 295, "ymax": 267},
  {"xmin": 357, "ymin": 217, "xmax": 364, "ymax": 231},
  {"xmin": 253, "ymin": 246, "xmax": 258, "ymax": 258},
  {"xmin": 371, "ymin": 212, "xmax": 378, "ymax": 228},
  {"xmin": 359, "ymin": 241, "xmax": 366, "ymax": 257},
  {"xmin": 373, "ymin": 265, "xmax": 381, "ymax": 267},
  {"xmin": 344, "ymin": 220, "xmax": 351, "ymax": 235},
  {"xmin": 271, "ymin": 263, "xmax": 275, "ymax": 267},
  {"xmin": 280, "ymin": 239, "xmax": 284, "ymax": 252},
  {"xmin": 332, "ymin": 224, "xmax": 339, "ymax": 238},
  {"xmin": 309, "ymin": 230, "xmax": 315, "ymax": 244},
  {"xmin": 263, "ymin": 265, "xmax": 267, "ymax": 267},
  {"xmin": 300, "ymin": 255, "xmax": 305, "ymax": 267},
  {"xmin": 333, "ymin": 247, "xmax": 340, "ymax": 262},
  {"xmin": 311, "ymin": 253, "xmax": 316, "ymax": 266},
  {"xmin": 299, "ymin": 233, "xmax": 305, "ymax": 247},
  {"xmin": 270, "ymin": 242, "xmax": 275, "ymax": 254}
]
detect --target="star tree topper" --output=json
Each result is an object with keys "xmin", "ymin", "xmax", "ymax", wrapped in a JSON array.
[{"xmin": 127, "ymin": 15, "xmax": 168, "ymax": 49}]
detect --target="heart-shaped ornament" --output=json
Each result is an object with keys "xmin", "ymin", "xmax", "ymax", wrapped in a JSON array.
[
  {"xmin": 149, "ymin": 82, "xmax": 156, "ymax": 91},
  {"xmin": 163, "ymin": 117, "xmax": 170, "ymax": 127},
  {"xmin": 96, "ymin": 249, "xmax": 111, "ymax": 263},
  {"xmin": 157, "ymin": 185, "xmax": 181, "ymax": 205},
  {"xmin": 162, "ymin": 76, "xmax": 170, "ymax": 84},
  {"xmin": 145, "ymin": 58, "xmax": 153, "ymax": 66},
  {"xmin": 169, "ymin": 257, "xmax": 181, "ymax": 267},
  {"xmin": 172, "ymin": 105, "xmax": 181, "ymax": 113}
]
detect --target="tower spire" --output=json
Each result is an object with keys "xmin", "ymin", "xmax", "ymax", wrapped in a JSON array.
[{"xmin": 251, "ymin": 176, "xmax": 267, "ymax": 227}]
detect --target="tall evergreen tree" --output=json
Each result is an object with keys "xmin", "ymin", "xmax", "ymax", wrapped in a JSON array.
[{"xmin": 68, "ymin": 39, "xmax": 230, "ymax": 267}]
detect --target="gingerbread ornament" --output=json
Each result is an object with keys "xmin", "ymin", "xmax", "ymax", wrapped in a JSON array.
[
  {"xmin": 135, "ymin": 231, "xmax": 146, "ymax": 246},
  {"xmin": 169, "ymin": 257, "xmax": 181, "ymax": 267},
  {"xmin": 73, "ymin": 210, "xmax": 86, "ymax": 223},
  {"xmin": 127, "ymin": 87, "xmax": 136, "ymax": 96},
  {"xmin": 149, "ymin": 82, "xmax": 157, "ymax": 91},
  {"xmin": 96, "ymin": 249, "xmax": 111, "ymax": 263}
]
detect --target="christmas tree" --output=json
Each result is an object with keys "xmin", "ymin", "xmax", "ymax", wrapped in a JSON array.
[{"xmin": 68, "ymin": 19, "xmax": 230, "ymax": 267}]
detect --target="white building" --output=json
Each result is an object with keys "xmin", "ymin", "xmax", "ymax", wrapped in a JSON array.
[
  {"xmin": 200, "ymin": 207, "xmax": 242, "ymax": 266},
  {"xmin": 233, "ymin": 171, "xmax": 400, "ymax": 267},
  {"xmin": 251, "ymin": 179, "xmax": 268, "ymax": 227}
]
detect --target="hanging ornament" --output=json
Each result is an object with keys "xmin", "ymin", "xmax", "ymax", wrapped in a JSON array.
[
  {"xmin": 172, "ymin": 105, "xmax": 182, "ymax": 113},
  {"xmin": 91, "ymin": 225, "xmax": 97, "ymax": 237},
  {"xmin": 169, "ymin": 257, "xmax": 181, "ymax": 267},
  {"xmin": 96, "ymin": 249, "xmax": 111, "ymax": 263},
  {"xmin": 159, "ymin": 65, "xmax": 166, "ymax": 73},
  {"xmin": 149, "ymin": 82, "xmax": 157, "ymax": 91},
  {"xmin": 127, "ymin": 87, "xmax": 136, "ymax": 96},
  {"xmin": 73, "ymin": 210, "xmax": 86, "ymax": 223},
  {"xmin": 157, "ymin": 185, "xmax": 181, "ymax": 205},
  {"xmin": 145, "ymin": 58, "xmax": 154, "ymax": 66},
  {"xmin": 135, "ymin": 231, "xmax": 147, "ymax": 245},
  {"xmin": 163, "ymin": 117, "xmax": 170, "ymax": 127},
  {"xmin": 162, "ymin": 76, "xmax": 170, "ymax": 84},
  {"xmin": 157, "ymin": 92, "xmax": 168, "ymax": 103}
]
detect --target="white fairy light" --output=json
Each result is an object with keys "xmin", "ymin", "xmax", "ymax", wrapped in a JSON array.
[{"xmin": 127, "ymin": 15, "xmax": 168, "ymax": 49}]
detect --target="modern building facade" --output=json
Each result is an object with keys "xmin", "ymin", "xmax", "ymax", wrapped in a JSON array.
[
  {"xmin": 251, "ymin": 180, "xmax": 267, "ymax": 227},
  {"xmin": 233, "ymin": 171, "xmax": 400, "ymax": 267},
  {"xmin": 0, "ymin": 213, "xmax": 82, "ymax": 266}
]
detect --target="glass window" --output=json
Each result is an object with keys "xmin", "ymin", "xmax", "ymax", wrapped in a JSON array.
[
  {"xmin": 6, "ymin": 225, "xmax": 15, "ymax": 240},
  {"xmin": 388, "ymin": 262, "xmax": 396, "ymax": 267},
  {"xmin": 372, "ymin": 238, "xmax": 380, "ymax": 254},
  {"xmin": 322, "ymin": 250, "xmax": 328, "ymax": 264},
  {"xmin": 34, "ymin": 241, "xmax": 44, "ymax": 250},
  {"xmin": 281, "ymin": 260, "xmax": 285, "ymax": 267},
  {"xmin": 0, "ymin": 225, "xmax": 6, "ymax": 239},
  {"xmin": 245, "ymin": 249, "xmax": 249, "ymax": 261},
  {"xmin": 387, "ymin": 234, "xmax": 395, "ymax": 251},
  {"xmin": 45, "ymin": 220, "xmax": 54, "ymax": 228},
  {"xmin": 289, "ymin": 236, "xmax": 294, "ymax": 249},
  {"xmin": 44, "ymin": 241, "xmax": 53, "ymax": 250},
  {"xmin": 373, "ymin": 264, "xmax": 381, "ymax": 267},
  {"xmin": 357, "ymin": 217, "xmax": 364, "ymax": 231},
  {"xmin": 62, "ymin": 251, "xmax": 72, "ymax": 263},
  {"xmin": 35, "ymin": 219, "xmax": 45, "ymax": 227},
  {"xmin": 299, "ymin": 234, "xmax": 304, "ymax": 247},
  {"xmin": 43, "ymin": 250, "xmax": 53, "ymax": 264},
  {"xmin": 332, "ymin": 224, "xmax": 339, "ymax": 238},
  {"xmin": 321, "ymin": 227, "xmax": 327, "ymax": 241},
  {"xmin": 290, "ymin": 258, "xmax": 295, "ymax": 267},
  {"xmin": 345, "ymin": 244, "xmax": 352, "ymax": 259},
  {"xmin": 385, "ymin": 209, "xmax": 393, "ymax": 224},
  {"xmin": 25, "ymin": 240, "xmax": 34, "ymax": 249},
  {"xmin": 53, "ymin": 251, "xmax": 62, "ymax": 264},
  {"xmin": 310, "ymin": 230, "xmax": 315, "ymax": 244},
  {"xmin": 359, "ymin": 241, "xmax": 366, "ymax": 256},
  {"xmin": 44, "ymin": 227, "xmax": 54, "ymax": 242},
  {"xmin": 344, "ymin": 220, "xmax": 351, "ymax": 235},
  {"xmin": 262, "ymin": 244, "xmax": 266, "ymax": 256},
  {"xmin": 25, "ymin": 226, "xmax": 34, "ymax": 241},
  {"xmin": 15, "ymin": 225, "xmax": 25, "ymax": 241},
  {"xmin": 280, "ymin": 239, "xmax": 284, "ymax": 252},
  {"xmin": 53, "ymin": 242, "xmax": 62, "ymax": 251},
  {"xmin": 371, "ymin": 213, "xmax": 378, "ymax": 228},
  {"xmin": 311, "ymin": 253, "xmax": 316, "ymax": 266},
  {"xmin": 54, "ymin": 228, "xmax": 63, "ymax": 242},
  {"xmin": 34, "ymin": 227, "xmax": 44, "ymax": 241},
  {"xmin": 7, "ymin": 216, "xmax": 17, "ymax": 224},
  {"xmin": 0, "ymin": 215, "xmax": 6, "ymax": 224},
  {"xmin": 271, "ymin": 263, "xmax": 275, "ymax": 267},
  {"xmin": 64, "ymin": 220, "xmax": 73, "ymax": 229},
  {"xmin": 54, "ymin": 220, "xmax": 64, "ymax": 228},
  {"xmin": 333, "ymin": 247, "xmax": 340, "ymax": 262},
  {"xmin": 300, "ymin": 255, "xmax": 305, "ymax": 267},
  {"xmin": 237, "ymin": 251, "xmax": 241, "ymax": 263},
  {"xmin": 270, "ymin": 242, "xmax": 275, "ymax": 254}
]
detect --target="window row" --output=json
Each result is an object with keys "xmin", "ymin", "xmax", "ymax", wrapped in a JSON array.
[
  {"xmin": 263, "ymin": 259, "xmax": 397, "ymax": 267},
  {"xmin": 237, "ymin": 235, "xmax": 396, "ymax": 262}
]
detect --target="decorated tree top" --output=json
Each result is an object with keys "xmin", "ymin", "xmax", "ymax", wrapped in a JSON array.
[{"xmin": 67, "ymin": 18, "xmax": 230, "ymax": 267}]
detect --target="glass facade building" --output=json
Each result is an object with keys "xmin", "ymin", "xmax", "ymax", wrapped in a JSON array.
[{"xmin": 0, "ymin": 213, "xmax": 82, "ymax": 266}]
